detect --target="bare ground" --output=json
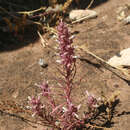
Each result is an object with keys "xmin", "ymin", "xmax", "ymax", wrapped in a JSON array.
[{"xmin": 0, "ymin": 0, "xmax": 130, "ymax": 130}]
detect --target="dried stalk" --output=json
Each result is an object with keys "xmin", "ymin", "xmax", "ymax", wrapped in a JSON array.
[
  {"xmin": 37, "ymin": 31, "xmax": 47, "ymax": 47},
  {"xmin": 62, "ymin": 0, "xmax": 73, "ymax": 11},
  {"xmin": 87, "ymin": 0, "xmax": 95, "ymax": 9},
  {"xmin": 78, "ymin": 45, "xmax": 130, "ymax": 81},
  {"xmin": 72, "ymin": 13, "xmax": 97, "ymax": 24},
  {"xmin": 18, "ymin": 7, "xmax": 46, "ymax": 15},
  {"xmin": 0, "ymin": 6, "xmax": 42, "ymax": 26}
]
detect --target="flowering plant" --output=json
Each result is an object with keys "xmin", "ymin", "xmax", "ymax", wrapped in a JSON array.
[{"xmin": 28, "ymin": 20, "xmax": 117, "ymax": 130}]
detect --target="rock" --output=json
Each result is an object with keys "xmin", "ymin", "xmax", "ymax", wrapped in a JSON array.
[
  {"xmin": 116, "ymin": 6, "xmax": 125, "ymax": 14},
  {"xmin": 12, "ymin": 90, "xmax": 19, "ymax": 98},
  {"xmin": 116, "ymin": 5, "xmax": 130, "ymax": 22},
  {"xmin": 69, "ymin": 9, "xmax": 97, "ymax": 21},
  {"xmin": 107, "ymin": 48, "xmax": 130, "ymax": 67},
  {"xmin": 38, "ymin": 58, "xmax": 48, "ymax": 68},
  {"xmin": 116, "ymin": 6, "xmax": 128, "ymax": 14},
  {"xmin": 123, "ymin": 16, "xmax": 130, "ymax": 25},
  {"xmin": 117, "ymin": 11, "xmax": 126, "ymax": 21}
]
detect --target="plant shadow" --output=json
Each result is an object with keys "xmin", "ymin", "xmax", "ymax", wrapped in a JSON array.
[
  {"xmin": 76, "ymin": 99, "xmax": 120, "ymax": 130},
  {"xmin": 0, "ymin": 25, "xmax": 39, "ymax": 52},
  {"xmin": 72, "ymin": 0, "xmax": 109, "ymax": 9}
]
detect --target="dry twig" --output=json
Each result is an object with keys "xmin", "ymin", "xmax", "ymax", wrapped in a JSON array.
[
  {"xmin": 78, "ymin": 45, "xmax": 130, "ymax": 81},
  {"xmin": 18, "ymin": 7, "xmax": 46, "ymax": 16},
  {"xmin": 0, "ymin": 6, "xmax": 42, "ymax": 26},
  {"xmin": 87, "ymin": 0, "xmax": 95, "ymax": 9},
  {"xmin": 37, "ymin": 31, "xmax": 47, "ymax": 47}
]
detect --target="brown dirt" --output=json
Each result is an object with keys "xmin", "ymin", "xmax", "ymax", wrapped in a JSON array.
[{"xmin": 0, "ymin": 0, "xmax": 130, "ymax": 130}]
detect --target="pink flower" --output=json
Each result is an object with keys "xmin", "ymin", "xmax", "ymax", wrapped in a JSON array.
[
  {"xmin": 57, "ymin": 20, "xmax": 76, "ymax": 70},
  {"xmin": 40, "ymin": 82, "xmax": 50, "ymax": 97},
  {"xmin": 62, "ymin": 103, "xmax": 78, "ymax": 119},
  {"xmin": 86, "ymin": 91, "xmax": 98, "ymax": 109},
  {"xmin": 30, "ymin": 96, "xmax": 44, "ymax": 116}
]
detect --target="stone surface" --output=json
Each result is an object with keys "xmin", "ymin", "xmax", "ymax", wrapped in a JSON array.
[
  {"xmin": 123, "ymin": 16, "xmax": 130, "ymax": 24},
  {"xmin": 107, "ymin": 48, "xmax": 130, "ymax": 67},
  {"xmin": 117, "ymin": 11, "xmax": 126, "ymax": 21},
  {"xmin": 69, "ymin": 9, "xmax": 97, "ymax": 21},
  {"xmin": 38, "ymin": 58, "xmax": 48, "ymax": 68}
]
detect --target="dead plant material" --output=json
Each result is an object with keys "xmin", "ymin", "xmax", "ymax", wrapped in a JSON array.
[
  {"xmin": 72, "ymin": 12, "xmax": 97, "ymax": 24},
  {"xmin": 0, "ymin": 5, "xmax": 61, "ymax": 38},
  {"xmin": 37, "ymin": 31, "xmax": 47, "ymax": 47},
  {"xmin": 87, "ymin": 0, "xmax": 95, "ymax": 9},
  {"xmin": 62, "ymin": 0, "xmax": 73, "ymax": 12},
  {"xmin": 0, "ymin": 100, "xmax": 32, "ymax": 115},
  {"xmin": 102, "ymin": 91, "xmax": 120, "ymax": 121},
  {"xmin": 78, "ymin": 44, "xmax": 130, "ymax": 81},
  {"xmin": 0, "ymin": 7, "xmax": 42, "ymax": 27},
  {"xmin": 0, "ymin": 6, "xmax": 43, "ymax": 35},
  {"xmin": 17, "ymin": 7, "xmax": 46, "ymax": 16}
]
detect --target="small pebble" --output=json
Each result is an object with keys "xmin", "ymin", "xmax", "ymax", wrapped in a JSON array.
[
  {"xmin": 38, "ymin": 58, "xmax": 48, "ymax": 68},
  {"xmin": 123, "ymin": 16, "xmax": 130, "ymax": 25}
]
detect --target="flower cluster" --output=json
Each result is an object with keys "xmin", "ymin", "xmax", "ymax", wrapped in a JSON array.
[
  {"xmin": 57, "ymin": 20, "xmax": 77, "ymax": 106},
  {"xmin": 39, "ymin": 82, "xmax": 50, "ymax": 97},
  {"xmin": 62, "ymin": 103, "xmax": 78, "ymax": 118},
  {"xmin": 39, "ymin": 82, "xmax": 55, "ymax": 109},
  {"xmin": 57, "ymin": 20, "xmax": 75, "ymax": 71},
  {"xmin": 61, "ymin": 104, "xmax": 81, "ymax": 129},
  {"xmin": 30, "ymin": 96, "xmax": 44, "ymax": 117},
  {"xmin": 28, "ymin": 20, "xmax": 105, "ymax": 130},
  {"xmin": 86, "ymin": 91, "xmax": 99, "ymax": 111}
]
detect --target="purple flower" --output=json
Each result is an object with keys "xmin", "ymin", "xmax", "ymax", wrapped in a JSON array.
[
  {"xmin": 30, "ymin": 96, "xmax": 44, "ymax": 116},
  {"xmin": 62, "ymin": 103, "xmax": 78, "ymax": 119},
  {"xmin": 87, "ymin": 95, "xmax": 97, "ymax": 107},
  {"xmin": 40, "ymin": 82, "xmax": 50, "ymax": 97},
  {"xmin": 86, "ymin": 91, "xmax": 98, "ymax": 109},
  {"xmin": 57, "ymin": 20, "xmax": 76, "ymax": 70},
  {"xmin": 68, "ymin": 103, "xmax": 78, "ymax": 113}
]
